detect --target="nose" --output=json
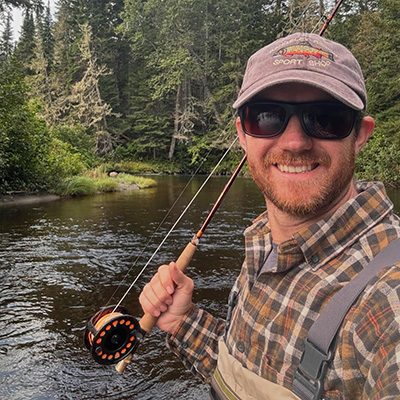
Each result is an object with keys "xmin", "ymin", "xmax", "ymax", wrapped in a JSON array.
[{"xmin": 276, "ymin": 115, "xmax": 313, "ymax": 152}]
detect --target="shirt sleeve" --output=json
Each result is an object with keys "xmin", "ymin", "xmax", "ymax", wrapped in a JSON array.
[
  {"xmin": 349, "ymin": 268, "xmax": 400, "ymax": 399},
  {"xmin": 166, "ymin": 305, "xmax": 225, "ymax": 381},
  {"xmin": 362, "ymin": 318, "xmax": 400, "ymax": 399},
  {"xmin": 166, "ymin": 260, "xmax": 248, "ymax": 381}
]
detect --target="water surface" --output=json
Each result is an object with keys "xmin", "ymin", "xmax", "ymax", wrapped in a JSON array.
[{"xmin": 1, "ymin": 177, "xmax": 399, "ymax": 400}]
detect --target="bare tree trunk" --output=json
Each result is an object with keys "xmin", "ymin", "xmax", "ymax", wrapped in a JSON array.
[{"xmin": 319, "ymin": 0, "xmax": 325, "ymax": 17}]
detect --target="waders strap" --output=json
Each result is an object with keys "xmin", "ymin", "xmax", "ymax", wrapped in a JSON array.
[{"xmin": 293, "ymin": 238, "xmax": 400, "ymax": 400}]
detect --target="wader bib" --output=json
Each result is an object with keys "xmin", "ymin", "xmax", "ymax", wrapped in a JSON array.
[
  {"xmin": 210, "ymin": 339, "xmax": 300, "ymax": 400},
  {"xmin": 209, "ymin": 238, "xmax": 400, "ymax": 400}
]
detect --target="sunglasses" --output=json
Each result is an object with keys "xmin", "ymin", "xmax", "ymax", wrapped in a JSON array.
[{"xmin": 238, "ymin": 101, "xmax": 360, "ymax": 140}]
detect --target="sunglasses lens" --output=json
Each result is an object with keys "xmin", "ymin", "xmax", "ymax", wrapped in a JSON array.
[
  {"xmin": 242, "ymin": 104, "xmax": 286, "ymax": 137},
  {"xmin": 303, "ymin": 104, "xmax": 356, "ymax": 139},
  {"xmin": 240, "ymin": 102, "xmax": 357, "ymax": 140}
]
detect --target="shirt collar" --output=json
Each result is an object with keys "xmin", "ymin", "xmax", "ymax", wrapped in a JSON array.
[{"xmin": 244, "ymin": 181, "xmax": 394, "ymax": 274}]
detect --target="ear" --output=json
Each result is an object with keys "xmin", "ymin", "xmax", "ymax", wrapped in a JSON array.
[
  {"xmin": 355, "ymin": 116, "xmax": 375, "ymax": 154},
  {"xmin": 236, "ymin": 117, "xmax": 247, "ymax": 152}
]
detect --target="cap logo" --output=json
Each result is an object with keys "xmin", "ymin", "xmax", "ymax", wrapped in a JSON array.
[
  {"xmin": 271, "ymin": 41, "xmax": 335, "ymax": 68},
  {"xmin": 274, "ymin": 41, "xmax": 335, "ymax": 61}
]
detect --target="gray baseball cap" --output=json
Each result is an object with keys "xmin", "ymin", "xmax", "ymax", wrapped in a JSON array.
[{"xmin": 233, "ymin": 32, "xmax": 366, "ymax": 110}]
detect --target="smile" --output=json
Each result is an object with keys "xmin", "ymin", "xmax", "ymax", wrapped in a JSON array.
[{"xmin": 274, "ymin": 164, "xmax": 318, "ymax": 173}]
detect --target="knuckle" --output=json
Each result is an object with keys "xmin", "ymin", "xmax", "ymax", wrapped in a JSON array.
[
  {"xmin": 187, "ymin": 278, "xmax": 194, "ymax": 290},
  {"xmin": 158, "ymin": 264, "xmax": 168, "ymax": 273}
]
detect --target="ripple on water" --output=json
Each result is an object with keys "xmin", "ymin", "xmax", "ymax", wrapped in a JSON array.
[{"xmin": 0, "ymin": 177, "xmax": 264, "ymax": 399}]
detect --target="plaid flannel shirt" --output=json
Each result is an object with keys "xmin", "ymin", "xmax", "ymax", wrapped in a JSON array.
[{"xmin": 167, "ymin": 181, "xmax": 400, "ymax": 400}]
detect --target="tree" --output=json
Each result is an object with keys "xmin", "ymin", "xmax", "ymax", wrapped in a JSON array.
[
  {"xmin": 68, "ymin": 23, "xmax": 113, "ymax": 155},
  {"xmin": 28, "ymin": 25, "xmax": 52, "ymax": 118},
  {"xmin": 14, "ymin": 9, "xmax": 36, "ymax": 73},
  {"xmin": 0, "ymin": 11, "xmax": 13, "ymax": 61},
  {"xmin": 0, "ymin": 0, "xmax": 42, "ymax": 13}
]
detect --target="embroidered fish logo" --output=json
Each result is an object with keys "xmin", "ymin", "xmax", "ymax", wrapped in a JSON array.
[{"xmin": 274, "ymin": 42, "xmax": 335, "ymax": 61}]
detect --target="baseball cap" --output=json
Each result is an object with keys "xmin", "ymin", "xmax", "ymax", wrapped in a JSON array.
[{"xmin": 233, "ymin": 32, "xmax": 366, "ymax": 110}]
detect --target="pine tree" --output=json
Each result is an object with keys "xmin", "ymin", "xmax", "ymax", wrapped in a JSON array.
[
  {"xmin": 48, "ymin": 0, "xmax": 79, "ymax": 124},
  {"xmin": 14, "ymin": 10, "xmax": 36, "ymax": 74},
  {"xmin": 28, "ymin": 27, "xmax": 52, "ymax": 119},
  {"xmin": 0, "ymin": 12, "xmax": 14, "ymax": 61}
]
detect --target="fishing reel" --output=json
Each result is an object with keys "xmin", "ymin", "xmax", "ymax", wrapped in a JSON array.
[{"xmin": 84, "ymin": 305, "xmax": 144, "ymax": 365}]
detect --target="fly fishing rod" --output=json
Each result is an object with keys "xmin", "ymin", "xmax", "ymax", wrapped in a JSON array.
[
  {"xmin": 84, "ymin": 0, "xmax": 344, "ymax": 373},
  {"xmin": 84, "ymin": 154, "xmax": 247, "ymax": 372}
]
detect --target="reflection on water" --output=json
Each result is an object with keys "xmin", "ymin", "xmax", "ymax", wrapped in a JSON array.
[{"xmin": 1, "ymin": 177, "xmax": 399, "ymax": 399}]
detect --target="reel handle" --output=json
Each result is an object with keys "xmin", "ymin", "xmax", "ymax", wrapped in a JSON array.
[{"xmin": 115, "ymin": 239, "xmax": 198, "ymax": 373}]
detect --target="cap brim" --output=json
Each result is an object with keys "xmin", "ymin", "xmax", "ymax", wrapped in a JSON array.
[{"xmin": 232, "ymin": 70, "xmax": 364, "ymax": 110}]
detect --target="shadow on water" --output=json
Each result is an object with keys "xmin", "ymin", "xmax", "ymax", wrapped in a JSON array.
[
  {"xmin": 1, "ymin": 178, "xmax": 399, "ymax": 399},
  {"xmin": 0, "ymin": 176, "xmax": 264, "ymax": 400}
]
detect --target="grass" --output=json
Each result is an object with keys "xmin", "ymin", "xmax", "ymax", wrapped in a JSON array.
[
  {"xmin": 58, "ymin": 170, "xmax": 156, "ymax": 197},
  {"xmin": 59, "ymin": 176, "xmax": 97, "ymax": 196},
  {"xmin": 103, "ymin": 160, "xmax": 181, "ymax": 175}
]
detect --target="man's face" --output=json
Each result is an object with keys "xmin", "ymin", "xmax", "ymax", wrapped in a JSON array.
[{"xmin": 237, "ymin": 83, "xmax": 370, "ymax": 218}]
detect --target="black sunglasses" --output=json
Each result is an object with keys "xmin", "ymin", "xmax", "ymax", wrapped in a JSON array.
[{"xmin": 238, "ymin": 101, "xmax": 360, "ymax": 140}]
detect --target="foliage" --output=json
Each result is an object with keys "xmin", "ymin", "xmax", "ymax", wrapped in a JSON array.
[
  {"xmin": 93, "ymin": 177, "xmax": 118, "ymax": 192},
  {"xmin": 0, "ymin": 59, "xmax": 50, "ymax": 192},
  {"xmin": 58, "ymin": 175, "xmax": 97, "ymax": 196},
  {"xmin": 116, "ymin": 173, "xmax": 156, "ymax": 188},
  {"xmin": 356, "ymin": 100, "xmax": 400, "ymax": 185},
  {"xmin": 45, "ymin": 137, "xmax": 86, "ymax": 186},
  {"xmin": 57, "ymin": 171, "xmax": 156, "ymax": 196},
  {"xmin": 104, "ymin": 160, "xmax": 181, "ymax": 175},
  {"xmin": 1, "ymin": 0, "xmax": 400, "ymax": 193}
]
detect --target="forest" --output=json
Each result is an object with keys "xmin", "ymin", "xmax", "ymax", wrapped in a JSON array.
[{"xmin": 0, "ymin": 0, "xmax": 399, "ymax": 195}]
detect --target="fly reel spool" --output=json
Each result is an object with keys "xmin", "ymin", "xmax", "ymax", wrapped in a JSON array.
[{"xmin": 84, "ymin": 305, "xmax": 144, "ymax": 365}]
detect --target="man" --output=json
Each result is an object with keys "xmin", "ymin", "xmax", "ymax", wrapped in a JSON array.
[{"xmin": 139, "ymin": 33, "xmax": 400, "ymax": 399}]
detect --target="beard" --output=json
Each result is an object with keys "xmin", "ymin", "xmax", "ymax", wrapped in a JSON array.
[{"xmin": 248, "ymin": 141, "xmax": 356, "ymax": 218}]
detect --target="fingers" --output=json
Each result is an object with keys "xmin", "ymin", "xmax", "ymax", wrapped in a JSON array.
[
  {"xmin": 139, "ymin": 263, "xmax": 175, "ymax": 317},
  {"xmin": 139, "ymin": 262, "xmax": 194, "ymax": 318}
]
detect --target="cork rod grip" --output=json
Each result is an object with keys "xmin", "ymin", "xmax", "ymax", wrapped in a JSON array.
[{"xmin": 115, "ymin": 240, "xmax": 198, "ymax": 373}]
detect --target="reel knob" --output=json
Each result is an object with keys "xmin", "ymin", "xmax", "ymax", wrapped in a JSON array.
[{"xmin": 84, "ymin": 305, "xmax": 143, "ymax": 365}]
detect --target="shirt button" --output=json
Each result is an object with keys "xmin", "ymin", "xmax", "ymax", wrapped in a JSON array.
[
  {"xmin": 311, "ymin": 255, "xmax": 320, "ymax": 264},
  {"xmin": 181, "ymin": 342, "xmax": 188, "ymax": 349},
  {"xmin": 237, "ymin": 342, "xmax": 245, "ymax": 353}
]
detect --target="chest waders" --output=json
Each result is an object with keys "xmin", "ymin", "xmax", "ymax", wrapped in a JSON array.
[{"xmin": 209, "ymin": 238, "xmax": 400, "ymax": 400}]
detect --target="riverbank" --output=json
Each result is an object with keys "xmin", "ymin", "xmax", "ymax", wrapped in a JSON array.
[
  {"xmin": 0, "ymin": 193, "xmax": 61, "ymax": 207},
  {"xmin": 0, "ymin": 172, "xmax": 157, "ymax": 207}
]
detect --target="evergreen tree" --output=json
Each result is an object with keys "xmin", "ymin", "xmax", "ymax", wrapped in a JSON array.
[
  {"xmin": 14, "ymin": 9, "xmax": 36, "ymax": 74},
  {"xmin": 68, "ymin": 23, "xmax": 113, "ymax": 155},
  {"xmin": 0, "ymin": 11, "xmax": 14, "ymax": 61},
  {"xmin": 48, "ymin": 0, "xmax": 79, "ymax": 124},
  {"xmin": 28, "ymin": 26, "xmax": 52, "ymax": 118}
]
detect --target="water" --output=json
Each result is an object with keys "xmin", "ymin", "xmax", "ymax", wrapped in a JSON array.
[
  {"xmin": 0, "ymin": 176, "xmax": 264, "ymax": 400},
  {"xmin": 1, "ymin": 177, "xmax": 399, "ymax": 400}
]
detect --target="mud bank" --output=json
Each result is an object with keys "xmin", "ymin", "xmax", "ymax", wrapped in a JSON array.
[{"xmin": 0, "ymin": 193, "xmax": 61, "ymax": 207}]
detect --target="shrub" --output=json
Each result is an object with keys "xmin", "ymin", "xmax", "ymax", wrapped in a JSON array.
[{"xmin": 45, "ymin": 138, "xmax": 87, "ymax": 187}]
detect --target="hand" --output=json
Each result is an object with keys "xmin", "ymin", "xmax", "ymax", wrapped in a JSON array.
[{"xmin": 139, "ymin": 262, "xmax": 194, "ymax": 334}]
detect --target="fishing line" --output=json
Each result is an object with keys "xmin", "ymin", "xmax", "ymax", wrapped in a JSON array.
[
  {"xmin": 85, "ymin": 0, "xmax": 345, "ymax": 370},
  {"xmin": 279, "ymin": 0, "xmax": 320, "ymax": 36},
  {"xmin": 112, "ymin": 136, "xmax": 239, "ymax": 311},
  {"xmin": 104, "ymin": 139, "xmax": 228, "ymax": 307}
]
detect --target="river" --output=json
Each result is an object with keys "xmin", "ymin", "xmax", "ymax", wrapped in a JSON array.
[{"xmin": 0, "ymin": 177, "xmax": 399, "ymax": 400}]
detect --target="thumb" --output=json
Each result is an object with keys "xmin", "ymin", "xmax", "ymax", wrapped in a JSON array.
[{"xmin": 170, "ymin": 262, "xmax": 192, "ymax": 290}]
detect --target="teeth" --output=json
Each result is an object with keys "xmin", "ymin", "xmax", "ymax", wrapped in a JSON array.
[{"xmin": 276, "ymin": 164, "xmax": 314, "ymax": 173}]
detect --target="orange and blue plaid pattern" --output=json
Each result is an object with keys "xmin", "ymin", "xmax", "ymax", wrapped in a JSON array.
[{"xmin": 167, "ymin": 181, "xmax": 400, "ymax": 399}]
